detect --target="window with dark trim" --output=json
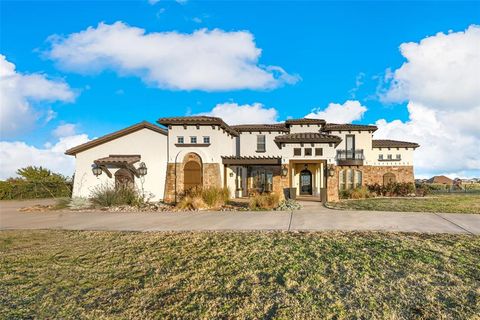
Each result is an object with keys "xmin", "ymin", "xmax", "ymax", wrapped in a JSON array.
[
  {"xmin": 396, "ymin": 154, "xmax": 401, "ymax": 160},
  {"xmin": 379, "ymin": 154, "xmax": 384, "ymax": 160},
  {"xmin": 293, "ymin": 148, "xmax": 301, "ymax": 156},
  {"xmin": 190, "ymin": 136, "xmax": 197, "ymax": 144},
  {"xmin": 387, "ymin": 154, "xmax": 392, "ymax": 160},
  {"xmin": 304, "ymin": 148, "xmax": 312, "ymax": 156},
  {"xmin": 203, "ymin": 136, "xmax": 210, "ymax": 144},
  {"xmin": 256, "ymin": 135, "xmax": 266, "ymax": 152},
  {"xmin": 315, "ymin": 148, "xmax": 323, "ymax": 156},
  {"xmin": 177, "ymin": 136, "xmax": 184, "ymax": 144}
]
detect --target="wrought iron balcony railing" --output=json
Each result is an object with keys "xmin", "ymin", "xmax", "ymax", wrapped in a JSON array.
[{"xmin": 336, "ymin": 149, "xmax": 364, "ymax": 160}]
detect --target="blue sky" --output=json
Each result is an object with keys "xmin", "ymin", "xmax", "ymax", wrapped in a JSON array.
[{"xmin": 1, "ymin": 1, "xmax": 479, "ymax": 178}]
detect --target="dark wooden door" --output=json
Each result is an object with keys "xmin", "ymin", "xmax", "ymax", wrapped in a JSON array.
[
  {"xmin": 184, "ymin": 161, "xmax": 202, "ymax": 191},
  {"xmin": 300, "ymin": 169, "xmax": 313, "ymax": 195}
]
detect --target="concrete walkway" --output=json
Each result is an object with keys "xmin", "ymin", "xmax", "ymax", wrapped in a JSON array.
[{"xmin": 1, "ymin": 199, "xmax": 479, "ymax": 234}]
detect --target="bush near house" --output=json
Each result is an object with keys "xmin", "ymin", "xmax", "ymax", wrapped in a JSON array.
[
  {"xmin": 367, "ymin": 182, "xmax": 416, "ymax": 197},
  {"xmin": 90, "ymin": 184, "xmax": 145, "ymax": 207},
  {"xmin": 177, "ymin": 187, "xmax": 230, "ymax": 210},
  {"xmin": 248, "ymin": 193, "xmax": 280, "ymax": 210},
  {"xmin": 0, "ymin": 166, "xmax": 72, "ymax": 200}
]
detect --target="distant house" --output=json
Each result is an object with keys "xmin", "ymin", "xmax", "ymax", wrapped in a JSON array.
[{"xmin": 426, "ymin": 175, "xmax": 453, "ymax": 185}]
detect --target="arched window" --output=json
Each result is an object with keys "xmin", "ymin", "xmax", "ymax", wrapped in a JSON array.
[
  {"xmin": 355, "ymin": 170, "xmax": 362, "ymax": 188},
  {"xmin": 338, "ymin": 169, "xmax": 363, "ymax": 190},
  {"xmin": 339, "ymin": 170, "xmax": 345, "ymax": 190},
  {"xmin": 383, "ymin": 173, "xmax": 396, "ymax": 185}
]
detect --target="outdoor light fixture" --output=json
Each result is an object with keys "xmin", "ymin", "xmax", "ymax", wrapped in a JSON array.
[
  {"xmin": 328, "ymin": 165, "xmax": 335, "ymax": 177},
  {"xmin": 138, "ymin": 162, "xmax": 148, "ymax": 177},
  {"xmin": 92, "ymin": 164, "xmax": 102, "ymax": 177},
  {"xmin": 281, "ymin": 165, "xmax": 288, "ymax": 177},
  {"xmin": 229, "ymin": 172, "xmax": 234, "ymax": 177}
]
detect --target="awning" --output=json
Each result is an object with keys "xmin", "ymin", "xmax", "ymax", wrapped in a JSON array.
[
  {"xmin": 222, "ymin": 156, "xmax": 281, "ymax": 165},
  {"xmin": 93, "ymin": 154, "xmax": 141, "ymax": 178}
]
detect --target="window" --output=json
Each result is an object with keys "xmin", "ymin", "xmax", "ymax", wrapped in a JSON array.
[
  {"xmin": 346, "ymin": 135, "xmax": 355, "ymax": 158},
  {"xmin": 203, "ymin": 136, "xmax": 210, "ymax": 144},
  {"xmin": 387, "ymin": 154, "xmax": 392, "ymax": 160},
  {"xmin": 338, "ymin": 169, "xmax": 363, "ymax": 190},
  {"xmin": 396, "ymin": 154, "xmax": 401, "ymax": 160},
  {"xmin": 304, "ymin": 148, "xmax": 312, "ymax": 156},
  {"xmin": 379, "ymin": 154, "xmax": 384, "ymax": 160},
  {"xmin": 315, "ymin": 148, "xmax": 323, "ymax": 156},
  {"xmin": 251, "ymin": 168, "xmax": 273, "ymax": 193},
  {"xmin": 190, "ymin": 136, "xmax": 197, "ymax": 144},
  {"xmin": 294, "ymin": 148, "xmax": 301, "ymax": 156},
  {"xmin": 355, "ymin": 170, "xmax": 362, "ymax": 188},
  {"xmin": 177, "ymin": 136, "xmax": 184, "ymax": 144},
  {"xmin": 339, "ymin": 170, "xmax": 345, "ymax": 190},
  {"xmin": 257, "ymin": 135, "xmax": 266, "ymax": 152}
]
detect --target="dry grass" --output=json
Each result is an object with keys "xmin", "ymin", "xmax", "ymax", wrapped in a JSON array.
[
  {"xmin": 1, "ymin": 230, "xmax": 479, "ymax": 319},
  {"xmin": 249, "ymin": 193, "xmax": 280, "ymax": 210},
  {"xmin": 329, "ymin": 193, "xmax": 480, "ymax": 214}
]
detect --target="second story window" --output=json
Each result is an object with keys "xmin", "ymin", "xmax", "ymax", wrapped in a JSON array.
[
  {"xmin": 396, "ymin": 154, "xmax": 401, "ymax": 160},
  {"xmin": 294, "ymin": 148, "xmax": 301, "ymax": 156},
  {"xmin": 203, "ymin": 136, "xmax": 210, "ymax": 144},
  {"xmin": 315, "ymin": 148, "xmax": 323, "ymax": 156},
  {"xmin": 177, "ymin": 136, "xmax": 184, "ymax": 144},
  {"xmin": 257, "ymin": 135, "xmax": 266, "ymax": 152},
  {"xmin": 379, "ymin": 154, "xmax": 384, "ymax": 160},
  {"xmin": 387, "ymin": 154, "xmax": 392, "ymax": 160},
  {"xmin": 190, "ymin": 136, "xmax": 197, "ymax": 144},
  {"xmin": 304, "ymin": 148, "xmax": 312, "ymax": 156}
]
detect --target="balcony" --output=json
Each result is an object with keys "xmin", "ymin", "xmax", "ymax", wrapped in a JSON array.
[{"xmin": 336, "ymin": 149, "xmax": 364, "ymax": 166}]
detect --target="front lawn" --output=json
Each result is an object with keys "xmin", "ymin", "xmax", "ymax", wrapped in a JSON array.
[
  {"xmin": 1, "ymin": 230, "xmax": 479, "ymax": 319},
  {"xmin": 328, "ymin": 193, "xmax": 480, "ymax": 214}
]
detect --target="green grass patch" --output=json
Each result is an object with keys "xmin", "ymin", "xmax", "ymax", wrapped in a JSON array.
[
  {"xmin": 328, "ymin": 193, "xmax": 480, "ymax": 214},
  {"xmin": 1, "ymin": 230, "xmax": 479, "ymax": 319}
]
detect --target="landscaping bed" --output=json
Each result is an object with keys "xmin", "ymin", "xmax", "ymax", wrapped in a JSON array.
[
  {"xmin": 1, "ymin": 230, "xmax": 478, "ymax": 319},
  {"xmin": 328, "ymin": 193, "xmax": 480, "ymax": 214}
]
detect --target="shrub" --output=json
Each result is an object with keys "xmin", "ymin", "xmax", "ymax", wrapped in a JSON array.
[
  {"xmin": 177, "ymin": 186, "xmax": 230, "ymax": 210},
  {"xmin": 350, "ymin": 187, "xmax": 372, "ymax": 199},
  {"xmin": 339, "ymin": 189, "xmax": 352, "ymax": 199},
  {"xmin": 90, "ymin": 184, "xmax": 144, "ymax": 207},
  {"xmin": 415, "ymin": 184, "xmax": 430, "ymax": 197},
  {"xmin": 366, "ymin": 182, "xmax": 416, "ymax": 197},
  {"xmin": 249, "ymin": 193, "xmax": 280, "ymax": 210},
  {"xmin": 0, "ymin": 166, "xmax": 72, "ymax": 200},
  {"xmin": 177, "ymin": 195, "xmax": 207, "ymax": 210},
  {"xmin": 277, "ymin": 199, "xmax": 302, "ymax": 211}
]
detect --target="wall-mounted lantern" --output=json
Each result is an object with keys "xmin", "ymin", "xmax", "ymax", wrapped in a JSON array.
[
  {"xmin": 92, "ymin": 164, "xmax": 102, "ymax": 177},
  {"xmin": 229, "ymin": 172, "xmax": 234, "ymax": 177},
  {"xmin": 138, "ymin": 162, "xmax": 148, "ymax": 177},
  {"xmin": 281, "ymin": 165, "xmax": 288, "ymax": 177},
  {"xmin": 328, "ymin": 165, "xmax": 335, "ymax": 177}
]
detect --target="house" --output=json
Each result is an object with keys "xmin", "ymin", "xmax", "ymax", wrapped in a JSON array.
[
  {"xmin": 66, "ymin": 116, "xmax": 419, "ymax": 202},
  {"xmin": 426, "ymin": 175, "xmax": 453, "ymax": 185}
]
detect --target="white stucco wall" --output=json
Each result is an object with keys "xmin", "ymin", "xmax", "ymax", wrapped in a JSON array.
[
  {"xmin": 279, "ymin": 143, "xmax": 337, "ymax": 164},
  {"xmin": 369, "ymin": 147, "xmax": 414, "ymax": 166},
  {"xmin": 168, "ymin": 125, "xmax": 236, "ymax": 163},
  {"xmin": 327, "ymin": 130, "xmax": 374, "ymax": 164},
  {"xmin": 72, "ymin": 128, "xmax": 168, "ymax": 201},
  {"xmin": 237, "ymin": 131, "xmax": 284, "ymax": 157}
]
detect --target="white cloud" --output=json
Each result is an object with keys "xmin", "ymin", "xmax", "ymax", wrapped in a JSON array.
[
  {"xmin": 382, "ymin": 25, "xmax": 480, "ymax": 110},
  {"xmin": 52, "ymin": 123, "xmax": 77, "ymax": 138},
  {"xmin": 0, "ymin": 134, "xmax": 90, "ymax": 180},
  {"xmin": 305, "ymin": 100, "xmax": 367, "ymax": 123},
  {"xmin": 199, "ymin": 102, "xmax": 279, "ymax": 125},
  {"xmin": 377, "ymin": 25, "xmax": 480, "ymax": 178},
  {"xmin": 47, "ymin": 21, "xmax": 299, "ymax": 91},
  {"xmin": 0, "ymin": 54, "xmax": 75, "ymax": 138}
]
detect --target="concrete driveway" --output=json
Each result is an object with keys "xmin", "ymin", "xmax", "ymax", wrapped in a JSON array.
[{"xmin": 1, "ymin": 199, "xmax": 479, "ymax": 234}]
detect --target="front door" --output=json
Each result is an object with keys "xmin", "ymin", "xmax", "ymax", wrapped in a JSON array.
[{"xmin": 300, "ymin": 169, "xmax": 313, "ymax": 195}]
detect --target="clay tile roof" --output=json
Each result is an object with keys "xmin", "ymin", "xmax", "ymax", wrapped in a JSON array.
[
  {"xmin": 230, "ymin": 123, "xmax": 289, "ymax": 132},
  {"xmin": 221, "ymin": 155, "xmax": 282, "ymax": 165},
  {"xmin": 274, "ymin": 132, "xmax": 342, "ymax": 144},
  {"xmin": 221, "ymin": 155, "xmax": 282, "ymax": 160},
  {"xmin": 95, "ymin": 154, "xmax": 141, "ymax": 165},
  {"xmin": 157, "ymin": 116, "xmax": 238, "ymax": 136},
  {"xmin": 65, "ymin": 121, "xmax": 167, "ymax": 156},
  {"xmin": 372, "ymin": 139, "xmax": 420, "ymax": 148},
  {"xmin": 285, "ymin": 118, "xmax": 326, "ymax": 126},
  {"xmin": 323, "ymin": 123, "xmax": 378, "ymax": 131}
]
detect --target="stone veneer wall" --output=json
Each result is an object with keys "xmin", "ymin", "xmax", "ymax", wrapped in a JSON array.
[
  {"xmin": 362, "ymin": 165, "xmax": 414, "ymax": 185},
  {"xmin": 163, "ymin": 154, "xmax": 222, "ymax": 203},
  {"xmin": 244, "ymin": 165, "xmax": 289, "ymax": 200},
  {"xmin": 326, "ymin": 165, "xmax": 415, "ymax": 203}
]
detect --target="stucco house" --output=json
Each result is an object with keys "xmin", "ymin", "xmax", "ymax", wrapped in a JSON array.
[{"xmin": 66, "ymin": 116, "xmax": 419, "ymax": 202}]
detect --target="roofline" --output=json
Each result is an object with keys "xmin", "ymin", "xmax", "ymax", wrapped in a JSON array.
[
  {"xmin": 372, "ymin": 139, "xmax": 420, "ymax": 149},
  {"xmin": 157, "ymin": 116, "xmax": 239, "ymax": 137},
  {"xmin": 65, "ymin": 121, "xmax": 167, "ymax": 156}
]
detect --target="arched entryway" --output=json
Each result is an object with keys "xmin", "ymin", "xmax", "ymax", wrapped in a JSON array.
[
  {"xmin": 383, "ymin": 172, "xmax": 396, "ymax": 185},
  {"xmin": 300, "ymin": 169, "xmax": 313, "ymax": 195},
  {"xmin": 115, "ymin": 168, "xmax": 134, "ymax": 190},
  {"xmin": 183, "ymin": 153, "xmax": 203, "ymax": 192}
]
